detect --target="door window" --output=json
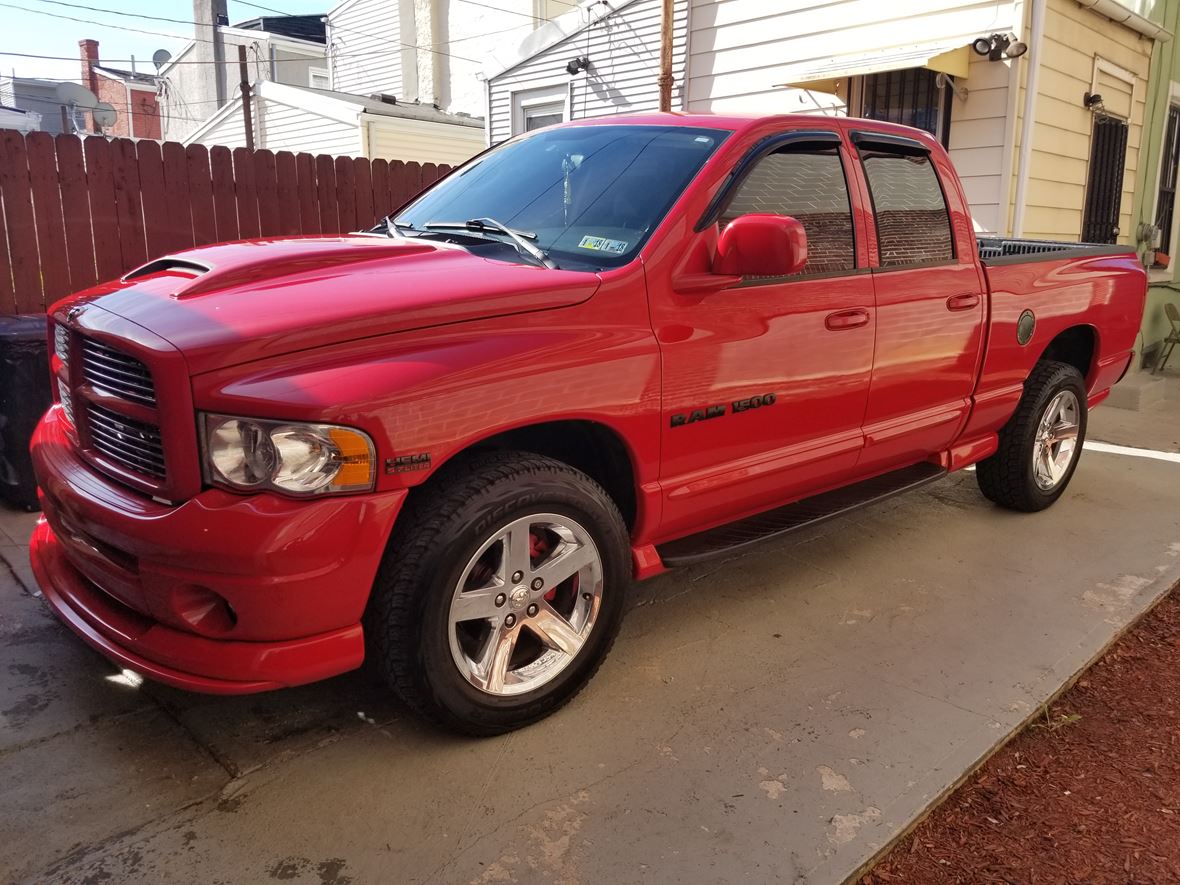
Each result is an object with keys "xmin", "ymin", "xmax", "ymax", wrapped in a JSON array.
[
  {"xmin": 719, "ymin": 146, "xmax": 855, "ymax": 276},
  {"xmin": 859, "ymin": 149, "xmax": 954, "ymax": 267}
]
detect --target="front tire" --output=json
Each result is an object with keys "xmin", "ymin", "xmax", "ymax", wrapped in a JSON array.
[
  {"xmin": 976, "ymin": 360, "xmax": 1087, "ymax": 512},
  {"xmin": 365, "ymin": 451, "xmax": 630, "ymax": 735}
]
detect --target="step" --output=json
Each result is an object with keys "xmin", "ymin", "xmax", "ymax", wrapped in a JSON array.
[
  {"xmin": 1106, "ymin": 371, "xmax": 1166, "ymax": 412},
  {"xmin": 657, "ymin": 462, "xmax": 947, "ymax": 567}
]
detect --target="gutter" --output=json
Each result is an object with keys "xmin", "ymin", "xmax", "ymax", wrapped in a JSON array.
[
  {"xmin": 1013, "ymin": 0, "xmax": 1047, "ymax": 237},
  {"xmin": 1075, "ymin": 0, "xmax": 1173, "ymax": 40}
]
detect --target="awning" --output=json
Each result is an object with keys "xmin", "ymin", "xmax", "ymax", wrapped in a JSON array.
[{"xmin": 776, "ymin": 43, "xmax": 971, "ymax": 92}]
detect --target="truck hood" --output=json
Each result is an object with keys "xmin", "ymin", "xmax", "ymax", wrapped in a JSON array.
[{"xmin": 78, "ymin": 236, "xmax": 602, "ymax": 374}]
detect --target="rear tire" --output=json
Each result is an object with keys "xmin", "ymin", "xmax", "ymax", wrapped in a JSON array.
[
  {"xmin": 365, "ymin": 450, "xmax": 630, "ymax": 736},
  {"xmin": 976, "ymin": 360, "xmax": 1087, "ymax": 512}
]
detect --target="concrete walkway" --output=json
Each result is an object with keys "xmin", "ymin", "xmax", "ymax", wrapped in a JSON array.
[{"xmin": 2, "ymin": 374, "xmax": 1179, "ymax": 885}]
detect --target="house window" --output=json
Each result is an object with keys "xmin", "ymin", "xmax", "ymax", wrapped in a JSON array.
[
  {"xmin": 309, "ymin": 67, "xmax": 330, "ymax": 90},
  {"xmin": 858, "ymin": 68, "xmax": 951, "ymax": 146},
  {"xmin": 859, "ymin": 148, "xmax": 954, "ymax": 267},
  {"xmin": 719, "ymin": 145, "xmax": 856, "ymax": 276},
  {"xmin": 1154, "ymin": 103, "xmax": 1180, "ymax": 265},
  {"xmin": 511, "ymin": 84, "xmax": 569, "ymax": 135}
]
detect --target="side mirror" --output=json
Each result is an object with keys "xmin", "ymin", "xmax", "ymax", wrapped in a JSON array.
[{"xmin": 713, "ymin": 214, "xmax": 808, "ymax": 278}]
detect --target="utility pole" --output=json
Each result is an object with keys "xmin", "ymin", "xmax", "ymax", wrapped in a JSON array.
[
  {"xmin": 238, "ymin": 44, "xmax": 255, "ymax": 151},
  {"xmin": 657, "ymin": 0, "xmax": 674, "ymax": 112}
]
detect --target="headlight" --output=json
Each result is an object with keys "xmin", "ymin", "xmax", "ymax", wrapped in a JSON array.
[{"xmin": 201, "ymin": 413, "xmax": 376, "ymax": 496}]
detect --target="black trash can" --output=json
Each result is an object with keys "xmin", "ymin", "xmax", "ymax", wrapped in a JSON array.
[{"xmin": 0, "ymin": 314, "xmax": 51, "ymax": 511}]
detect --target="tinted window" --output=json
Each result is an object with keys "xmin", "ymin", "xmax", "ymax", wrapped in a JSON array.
[
  {"xmin": 396, "ymin": 125, "xmax": 729, "ymax": 269},
  {"xmin": 720, "ymin": 147, "xmax": 855, "ymax": 275},
  {"xmin": 860, "ymin": 151, "xmax": 954, "ymax": 267}
]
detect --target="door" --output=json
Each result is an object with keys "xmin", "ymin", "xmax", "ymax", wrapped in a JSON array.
[
  {"xmin": 652, "ymin": 135, "xmax": 877, "ymax": 539},
  {"xmin": 852, "ymin": 133, "xmax": 985, "ymax": 472},
  {"xmin": 1082, "ymin": 114, "xmax": 1129, "ymax": 244}
]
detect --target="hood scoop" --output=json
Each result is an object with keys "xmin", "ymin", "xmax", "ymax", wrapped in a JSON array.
[
  {"xmin": 120, "ymin": 239, "xmax": 439, "ymax": 299},
  {"xmin": 122, "ymin": 257, "xmax": 210, "ymax": 282}
]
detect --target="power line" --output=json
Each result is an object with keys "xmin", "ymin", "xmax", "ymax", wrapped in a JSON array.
[
  {"xmin": 25, "ymin": 0, "xmax": 206, "ymax": 27},
  {"xmin": 0, "ymin": 49, "xmax": 391, "ymax": 65},
  {"xmin": 0, "ymin": 2, "xmax": 192, "ymax": 42},
  {"xmin": 4, "ymin": 1, "xmax": 485, "ymax": 65}
]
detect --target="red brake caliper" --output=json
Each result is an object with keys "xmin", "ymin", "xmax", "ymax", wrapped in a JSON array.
[{"xmin": 530, "ymin": 531, "xmax": 559, "ymax": 602}]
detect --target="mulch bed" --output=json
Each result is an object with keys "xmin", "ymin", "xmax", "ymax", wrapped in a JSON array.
[{"xmin": 863, "ymin": 587, "xmax": 1180, "ymax": 884}]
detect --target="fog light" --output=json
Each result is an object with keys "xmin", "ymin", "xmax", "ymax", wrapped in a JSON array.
[{"xmin": 169, "ymin": 584, "xmax": 237, "ymax": 636}]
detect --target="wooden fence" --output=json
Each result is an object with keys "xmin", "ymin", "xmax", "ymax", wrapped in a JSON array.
[{"xmin": 0, "ymin": 131, "xmax": 452, "ymax": 315}]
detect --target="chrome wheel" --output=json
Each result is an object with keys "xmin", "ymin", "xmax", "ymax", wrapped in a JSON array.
[
  {"xmin": 1032, "ymin": 389, "xmax": 1080, "ymax": 490},
  {"xmin": 447, "ymin": 513, "xmax": 603, "ymax": 696}
]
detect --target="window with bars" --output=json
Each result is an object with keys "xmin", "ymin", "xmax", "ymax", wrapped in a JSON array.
[
  {"xmin": 1155, "ymin": 104, "xmax": 1180, "ymax": 264},
  {"xmin": 859, "ymin": 68, "xmax": 951, "ymax": 146}
]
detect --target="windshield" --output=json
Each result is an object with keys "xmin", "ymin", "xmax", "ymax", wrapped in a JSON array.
[{"xmin": 393, "ymin": 124, "xmax": 730, "ymax": 270}]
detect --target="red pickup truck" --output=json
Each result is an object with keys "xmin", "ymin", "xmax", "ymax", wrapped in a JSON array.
[{"xmin": 30, "ymin": 113, "xmax": 1145, "ymax": 734}]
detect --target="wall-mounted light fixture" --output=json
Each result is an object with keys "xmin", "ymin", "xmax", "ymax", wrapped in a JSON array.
[
  {"xmin": 1083, "ymin": 91, "xmax": 1105, "ymax": 111},
  {"xmin": 971, "ymin": 33, "xmax": 1028, "ymax": 61},
  {"xmin": 566, "ymin": 56, "xmax": 591, "ymax": 76}
]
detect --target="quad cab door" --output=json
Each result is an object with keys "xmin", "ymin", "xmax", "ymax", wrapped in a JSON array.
[
  {"xmin": 846, "ymin": 130, "xmax": 986, "ymax": 472},
  {"xmin": 651, "ymin": 131, "xmax": 877, "ymax": 541}
]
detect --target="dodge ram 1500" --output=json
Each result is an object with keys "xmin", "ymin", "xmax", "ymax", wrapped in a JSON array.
[{"xmin": 30, "ymin": 113, "xmax": 1146, "ymax": 734}]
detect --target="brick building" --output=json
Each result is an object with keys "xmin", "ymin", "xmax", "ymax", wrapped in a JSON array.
[{"xmin": 79, "ymin": 39, "xmax": 161, "ymax": 139}]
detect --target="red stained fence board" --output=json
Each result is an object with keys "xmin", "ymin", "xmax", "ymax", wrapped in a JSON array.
[{"xmin": 0, "ymin": 134, "xmax": 455, "ymax": 314}]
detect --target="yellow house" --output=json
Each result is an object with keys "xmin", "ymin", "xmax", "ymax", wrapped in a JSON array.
[{"xmin": 1008, "ymin": 0, "xmax": 1166, "ymax": 245}]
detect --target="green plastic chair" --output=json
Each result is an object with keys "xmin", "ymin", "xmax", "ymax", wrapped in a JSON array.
[{"xmin": 1154, "ymin": 301, "xmax": 1180, "ymax": 374}]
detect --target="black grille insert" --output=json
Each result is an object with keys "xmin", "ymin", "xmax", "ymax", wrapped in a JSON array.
[
  {"xmin": 86, "ymin": 402, "xmax": 166, "ymax": 480},
  {"xmin": 81, "ymin": 339, "xmax": 157, "ymax": 406}
]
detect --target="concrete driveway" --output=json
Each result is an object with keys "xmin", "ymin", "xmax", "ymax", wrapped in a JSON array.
[{"xmin": 3, "ymin": 379, "xmax": 1179, "ymax": 885}]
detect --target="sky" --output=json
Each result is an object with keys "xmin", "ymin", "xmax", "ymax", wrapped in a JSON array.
[{"xmin": 2, "ymin": 0, "xmax": 329, "ymax": 83}]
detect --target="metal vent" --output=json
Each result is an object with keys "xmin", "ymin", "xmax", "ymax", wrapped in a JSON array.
[
  {"xmin": 81, "ymin": 338, "xmax": 157, "ymax": 406},
  {"xmin": 87, "ymin": 402, "xmax": 166, "ymax": 480}
]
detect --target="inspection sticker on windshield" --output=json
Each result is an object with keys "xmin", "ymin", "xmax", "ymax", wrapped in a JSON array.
[{"xmin": 577, "ymin": 235, "xmax": 629, "ymax": 255}]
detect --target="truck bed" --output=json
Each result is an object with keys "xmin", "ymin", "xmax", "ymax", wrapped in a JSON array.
[{"xmin": 977, "ymin": 236, "xmax": 1136, "ymax": 265}]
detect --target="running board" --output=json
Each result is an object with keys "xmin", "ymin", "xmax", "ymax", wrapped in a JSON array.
[{"xmin": 656, "ymin": 462, "xmax": 947, "ymax": 567}]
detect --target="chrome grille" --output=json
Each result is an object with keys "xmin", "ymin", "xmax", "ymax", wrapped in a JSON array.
[
  {"xmin": 54, "ymin": 324, "xmax": 70, "ymax": 363},
  {"xmin": 57, "ymin": 379, "xmax": 75, "ymax": 426},
  {"xmin": 86, "ymin": 402, "xmax": 167, "ymax": 480},
  {"xmin": 80, "ymin": 338, "xmax": 157, "ymax": 406}
]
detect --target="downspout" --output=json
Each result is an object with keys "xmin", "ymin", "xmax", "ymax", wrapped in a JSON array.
[
  {"xmin": 125, "ymin": 81, "xmax": 133, "ymax": 137},
  {"xmin": 1012, "ymin": 0, "xmax": 1047, "ymax": 237},
  {"xmin": 997, "ymin": 0, "xmax": 1027, "ymax": 236}
]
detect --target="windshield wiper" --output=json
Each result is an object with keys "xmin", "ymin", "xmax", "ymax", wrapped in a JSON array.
[
  {"xmin": 376, "ymin": 217, "xmax": 417, "ymax": 238},
  {"xmin": 423, "ymin": 218, "xmax": 556, "ymax": 269}
]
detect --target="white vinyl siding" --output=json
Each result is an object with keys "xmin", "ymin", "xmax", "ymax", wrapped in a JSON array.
[
  {"xmin": 191, "ymin": 97, "xmax": 362, "ymax": 157},
  {"xmin": 488, "ymin": 0, "xmax": 688, "ymax": 144},
  {"xmin": 365, "ymin": 116, "xmax": 486, "ymax": 165},
  {"xmin": 947, "ymin": 51, "xmax": 1011, "ymax": 234},
  {"xmin": 329, "ymin": 0, "xmax": 403, "ymax": 96},
  {"xmin": 191, "ymin": 102, "xmax": 252, "ymax": 150},
  {"xmin": 260, "ymin": 100, "xmax": 363, "ymax": 156},
  {"xmin": 685, "ymin": 0, "xmax": 1017, "ymax": 111}
]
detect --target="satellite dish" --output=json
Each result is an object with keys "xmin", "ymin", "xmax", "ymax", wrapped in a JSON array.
[
  {"xmin": 92, "ymin": 102, "xmax": 118, "ymax": 129},
  {"xmin": 54, "ymin": 82, "xmax": 99, "ymax": 109},
  {"xmin": 152, "ymin": 49, "xmax": 172, "ymax": 72}
]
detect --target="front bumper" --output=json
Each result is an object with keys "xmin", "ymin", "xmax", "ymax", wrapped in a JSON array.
[{"xmin": 29, "ymin": 407, "xmax": 407, "ymax": 693}]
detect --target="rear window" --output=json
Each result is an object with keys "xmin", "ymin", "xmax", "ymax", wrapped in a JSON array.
[{"xmin": 860, "ymin": 151, "xmax": 954, "ymax": 267}]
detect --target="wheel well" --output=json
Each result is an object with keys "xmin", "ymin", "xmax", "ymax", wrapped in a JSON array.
[
  {"xmin": 1039, "ymin": 325, "xmax": 1096, "ymax": 380},
  {"xmin": 454, "ymin": 421, "xmax": 638, "ymax": 530}
]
